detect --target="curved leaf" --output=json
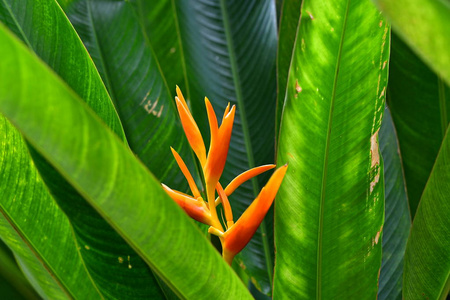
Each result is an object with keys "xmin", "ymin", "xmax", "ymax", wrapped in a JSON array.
[
  {"xmin": 0, "ymin": 1, "xmax": 170, "ymax": 297},
  {"xmin": 372, "ymin": 0, "xmax": 450, "ymax": 86},
  {"xmin": 0, "ymin": 116, "xmax": 101, "ymax": 300},
  {"xmin": 0, "ymin": 0, "xmax": 125, "ymax": 139},
  {"xmin": 274, "ymin": 0, "xmax": 389, "ymax": 298},
  {"xmin": 63, "ymin": 0, "xmax": 193, "ymax": 191},
  {"xmin": 0, "ymin": 22, "xmax": 252, "ymax": 300},
  {"xmin": 173, "ymin": 0, "xmax": 278, "ymax": 293},
  {"xmin": 134, "ymin": 0, "xmax": 188, "ymax": 98},
  {"xmin": 378, "ymin": 108, "xmax": 411, "ymax": 300},
  {"xmin": 387, "ymin": 33, "xmax": 450, "ymax": 218},
  {"xmin": 276, "ymin": 0, "xmax": 302, "ymax": 141},
  {"xmin": 403, "ymin": 128, "xmax": 450, "ymax": 300}
]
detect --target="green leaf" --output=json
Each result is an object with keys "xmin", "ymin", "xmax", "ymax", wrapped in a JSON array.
[
  {"xmin": 387, "ymin": 33, "xmax": 450, "ymax": 218},
  {"xmin": 0, "ymin": 240, "xmax": 40, "ymax": 300},
  {"xmin": 378, "ymin": 108, "xmax": 411, "ymax": 300},
  {"xmin": 274, "ymin": 0, "xmax": 389, "ymax": 298},
  {"xmin": 173, "ymin": 0, "xmax": 278, "ymax": 293},
  {"xmin": 63, "ymin": 0, "xmax": 195, "ymax": 194},
  {"xmin": 0, "ymin": 0, "xmax": 126, "ymax": 140},
  {"xmin": 372, "ymin": 0, "xmax": 450, "ymax": 86},
  {"xmin": 403, "ymin": 128, "xmax": 450, "ymax": 300},
  {"xmin": 0, "ymin": 22, "xmax": 252, "ymax": 300},
  {"xmin": 0, "ymin": 116, "xmax": 101, "ymax": 299},
  {"xmin": 133, "ymin": 0, "xmax": 189, "ymax": 98},
  {"xmin": 276, "ymin": 0, "xmax": 302, "ymax": 141},
  {"xmin": 0, "ymin": 1, "xmax": 170, "ymax": 297}
]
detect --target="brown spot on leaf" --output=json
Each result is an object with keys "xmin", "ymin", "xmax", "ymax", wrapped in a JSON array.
[{"xmin": 295, "ymin": 80, "xmax": 302, "ymax": 93}]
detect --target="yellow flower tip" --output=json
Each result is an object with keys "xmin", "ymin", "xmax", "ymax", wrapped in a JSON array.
[
  {"xmin": 205, "ymin": 97, "xmax": 219, "ymax": 135},
  {"xmin": 161, "ymin": 183, "xmax": 213, "ymax": 226},
  {"xmin": 176, "ymin": 86, "xmax": 188, "ymax": 107},
  {"xmin": 221, "ymin": 164, "xmax": 288, "ymax": 261},
  {"xmin": 222, "ymin": 103, "xmax": 231, "ymax": 119}
]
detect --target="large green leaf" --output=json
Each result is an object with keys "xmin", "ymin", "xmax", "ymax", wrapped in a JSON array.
[
  {"xmin": 372, "ymin": 0, "xmax": 450, "ymax": 86},
  {"xmin": 403, "ymin": 128, "xmax": 450, "ymax": 300},
  {"xmin": 276, "ymin": 0, "xmax": 302, "ymax": 141},
  {"xmin": 387, "ymin": 33, "xmax": 450, "ymax": 218},
  {"xmin": 274, "ymin": 0, "xmax": 389, "ymax": 298},
  {"xmin": 0, "ymin": 116, "xmax": 101, "ymax": 299},
  {"xmin": 0, "ymin": 1, "xmax": 171, "ymax": 297},
  {"xmin": 0, "ymin": 22, "xmax": 251, "ymax": 300},
  {"xmin": 63, "ymin": 0, "xmax": 193, "ymax": 191},
  {"xmin": 173, "ymin": 0, "xmax": 278, "ymax": 293},
  {"xmin": 0, "ymin": 0, "xmax": 125, "ymax": 140},
  {"xmin": 134, "ymin": 0, "xmax": 188, "ymax": 98},
  {"xmin": 377, "ymin": 108, "xmax": 411, "ymax": 300}
]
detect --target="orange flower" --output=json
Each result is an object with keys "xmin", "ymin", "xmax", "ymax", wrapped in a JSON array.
[{"xmin": 162, "ymin": 88, "xmax": 287, "ymax": 265}]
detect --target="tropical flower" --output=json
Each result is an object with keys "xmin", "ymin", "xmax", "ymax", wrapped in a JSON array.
[{"xmin": 162, "ymin": 87, "xmax": 287, "ymax": 265}]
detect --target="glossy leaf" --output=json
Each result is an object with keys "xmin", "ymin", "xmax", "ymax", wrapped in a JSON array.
[
  {"xmin": 134, "ymin": 0, "xmax": 188, "ymax": 98},
  {"xmin": 378, "ymin": 108, "xmax": 411, "ymax": 300},
  {"xmin": 0, "ymin": 0, "xmax": 125, "ymax": 139},
  {"xmin": 274, "ymin": 0, "xmax": 389, "ymax": 298},
  {"xmin": 0, "ymin": 1, "xmax": 171, "ymax": 297},
  {"xmin": 387, "ymin": 33, "xmax": 450, "ymax": 218},
  {"xmin": 173, "ymin": 0, "xmax": 278, "ymax": 293},
  {"xmin": 63, "ymin": 0, "xmax": 193, "ymax": 191},
  {"xmin": 403, "ymin": 128, "xmax": 450, "ymax": 300},
  {"xmin": 0, "ymin": 116, "xmax": 101, "ymax": 299},
  {"xmin": 372, "ymin": 0, "xmax": 450, "ymax": 86},
  {"xmin": 276, "ymin": 0, "xmax": 302, "ymax": 141},
  {"xmin": 0, "ymin": 23, "xmax": 252, "ymax": 300}
]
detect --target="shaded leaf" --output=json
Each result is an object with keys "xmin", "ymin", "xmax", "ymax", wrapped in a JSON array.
[
  {"xmin": 387, "ymin": 33, "xmax": 450, "ymax": 218},
  {"xmin": 372, "ymin": 0, "xmax": 450, "ymax": 85},
  {"xmin": 403, "ymin": 128, "xmax": 450, "ymax": 300},
  {"xmin": 173, "ymin": 0, "xmax": 278, "ymax": 293},
  {"xmin": 274, "ymin": 0, "xmax": 389, "ymax": 298},
  {"xmin": 378, "ymin": 107, "xmax": 411, "ymax": 300}
]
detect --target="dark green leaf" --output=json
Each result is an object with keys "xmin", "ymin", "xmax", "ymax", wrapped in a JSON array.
[
  {"xmin": 378, "ymin": 108, "xmax": 411, "ymax": 300},
  {"xmin": 0, "ymin": 23, "xmax": 252, "ymax": 300},
  {"xmin": 274, "ymin": 0, "xmax": 389, "ymax": 298},
  {"xmin": 173, "ymin": 0, "xmax": 278, "ymax": 293},
  {"xmin": 403, "ymin": 128, "xmax": 450, "ymax": 300},
  {"xmin": 387, "ymin": 33, "xmax": 450, "ymax": 217}
]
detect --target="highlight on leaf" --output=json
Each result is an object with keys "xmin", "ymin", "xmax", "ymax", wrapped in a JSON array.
[{"xmin": 161, "ymin": 88, "xmax": 287, "ymax": 265}]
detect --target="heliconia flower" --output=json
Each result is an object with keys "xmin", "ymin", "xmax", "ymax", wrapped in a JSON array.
[
  {"xmin": 161, "ymin": 184, "xmax": 213, "ymax": 226},
  {"xmin": 221, "ymin": 164, "xmax": 288, "ymax": 265},
  {"xmin": 175, "ymin": 86, "xmax": 206, "ymax": 166}
]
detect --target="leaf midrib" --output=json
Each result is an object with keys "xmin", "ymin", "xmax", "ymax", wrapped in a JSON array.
[
  {"xmin": 219, "ymin": 0, "xmax": 274, "ymax": 281},
  {"xmin": 317, "ymin": 1, "xmax": 351, "ymax": 299}
]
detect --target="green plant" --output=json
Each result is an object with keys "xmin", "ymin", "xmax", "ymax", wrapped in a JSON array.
[{"xmin": 0, "ymin": 0, "xmax": 448, "ymax": 299}]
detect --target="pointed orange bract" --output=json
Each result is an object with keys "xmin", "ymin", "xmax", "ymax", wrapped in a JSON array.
[
  {"xmin": 161, "ymin": 184, "xmax": 212, "ymax": 226},
  {"xmin": 204, "ymin": 99, "xmax": 235, "ymax": 189},
  {"xmin": 174, "ymin": 88, "xmax": 206, "ymax": 166},
  {"xmin": 170, "ymin": 147, "xmax": 201, "ymax": 199},
  {"xmin": 222, "ymin": 165, "xmax": 288, "ymax": 265}
]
